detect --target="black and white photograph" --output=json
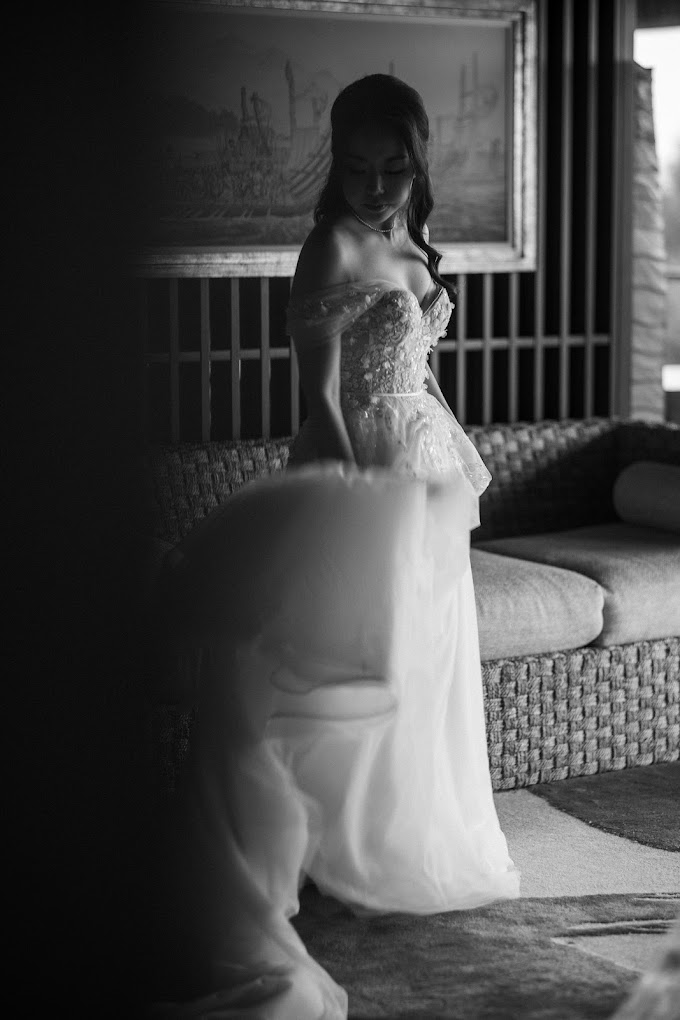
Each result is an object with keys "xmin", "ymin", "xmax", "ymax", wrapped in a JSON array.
[{"xmin": 16, "ymin": 1, "xmax": 680, "ymax": 1017}]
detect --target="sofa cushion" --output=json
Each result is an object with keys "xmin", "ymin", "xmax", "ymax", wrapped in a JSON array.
[
  {"xmin": 477, "ymin": 523, "xmax": 680, "ymax": 647},
  {"xmin": 470, "ymin": 548, "xmax": 604, "ymax": 660},
  {"xmin": 613, "ymin": 460, "xmax": 680, "ymax": 534}
]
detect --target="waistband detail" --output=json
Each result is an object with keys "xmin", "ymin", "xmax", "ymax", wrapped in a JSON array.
[{"xmin": 344, "ymin": 390, "xmax": 424, "ymax": 398}]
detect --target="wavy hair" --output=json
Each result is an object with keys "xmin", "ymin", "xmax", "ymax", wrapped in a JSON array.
[{"xmin": 314, "ymin": 74, "xmax": 454, "ymax": 298}]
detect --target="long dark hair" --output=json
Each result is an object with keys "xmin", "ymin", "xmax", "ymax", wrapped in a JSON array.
[{"xmin": 315, "ymin": 74, "xmax": 454, "ymax": 298}]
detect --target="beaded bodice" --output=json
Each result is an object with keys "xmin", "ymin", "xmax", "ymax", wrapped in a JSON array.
[
  {"xmin": 286, "ymin": 280, "xmax": 490, "ymax": 499},
  {"xmin": 340, "ymin": 287, "xmax": 451, "ymax": 403}
]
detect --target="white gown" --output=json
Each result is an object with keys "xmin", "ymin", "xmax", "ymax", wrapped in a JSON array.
[{"xmin": 154, "ymin": 281, "xmax": 519, "ymax": 1019}]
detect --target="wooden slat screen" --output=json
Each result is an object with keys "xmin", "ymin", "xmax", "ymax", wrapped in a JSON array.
[{"xmin": 140, "ymin": 0, "xmax": 630, "ymax": 444}]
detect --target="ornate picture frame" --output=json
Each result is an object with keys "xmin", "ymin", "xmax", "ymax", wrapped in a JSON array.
[{"xmin": 136, "ymin": 0, "xmax": 537, "ymax": 276}]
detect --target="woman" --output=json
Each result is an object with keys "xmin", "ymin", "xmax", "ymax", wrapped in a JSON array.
[
  {"xmin": 155, "ymin": 75, "xmax": 519, "ymax": 1020},
  {"xmin": 288, "ymin": 74, "xmax": 479, "ymax": 482}
]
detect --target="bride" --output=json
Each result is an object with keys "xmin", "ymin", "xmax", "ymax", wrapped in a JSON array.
[{"xmin": 153, "ymin": 74, "xmax": 519, "ymax": 1020}]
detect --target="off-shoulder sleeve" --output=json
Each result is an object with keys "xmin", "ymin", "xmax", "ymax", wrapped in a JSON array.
[{"xmin": 286, "ymin": 281, "xmax": 388, "ymax": 350}]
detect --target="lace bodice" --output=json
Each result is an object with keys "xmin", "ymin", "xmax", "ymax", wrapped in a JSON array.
[
  {"xmin": 287, "ymin": 279, "xmax": 451, "ymax": 395},
  {"xmin": 340, "ymin": 286, "xmax": 451, "ymax": 402},
  {"xmin": 286, "ymin": 280, "xmax": 491, "ymax": 500}
]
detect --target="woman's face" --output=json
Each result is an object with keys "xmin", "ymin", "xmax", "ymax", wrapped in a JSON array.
[{"xmin": 341, "ymin": 122, "xmax": 413, "ymax": 229}]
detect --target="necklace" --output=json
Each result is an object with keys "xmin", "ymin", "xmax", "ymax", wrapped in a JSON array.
[{"xmin": 349, "ymin": 208, "xmax": 395, "ymax": 234}]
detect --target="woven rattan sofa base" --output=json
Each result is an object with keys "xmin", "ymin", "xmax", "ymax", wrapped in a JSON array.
[
  {"xmin": 145, "ymin": 417, "xmax": 680, "ymax": 794},
  {"xmin": 149, "ymin": 637, "xmax": 679, "ymax": 796},
  {"xmin": 484, "ymin": 637, "xmax": 679, "ymax": 790}
]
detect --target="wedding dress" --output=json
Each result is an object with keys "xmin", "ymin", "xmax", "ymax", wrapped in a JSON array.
[{"xmin": 154, "ymin": 281, "xmax": 519, "ymax": 1019}]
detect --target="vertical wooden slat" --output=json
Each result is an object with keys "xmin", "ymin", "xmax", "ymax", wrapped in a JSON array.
[
  {"xmin": 260, "ymin": 278, "xmax": 271, "ymax": 439},
  {"xmin": 169, "ymin": 278, "xmax": 180, "ymax": 444},
  {"xmin": 482, "ymin": 273, "xmax": 493, "ymax": 424},
  {"xmin": 139, "ymin": 280, "xmax": 149, "ymax": 357},
  {"xmin": 559, "ymin": 0, "xmax": 573, "ymax": 419},
  {"xmin": 533, "ymin": 0, "xmax": 548, "ymax": 421},
  {"xmin": 584, "ymin": 0, "xmax": 599, "ymax": 418},
  {"xmin": 289, "ymin": 344, "xmax": 299, "ymax": 436},
  {"xmin": 139, "ymin": 280, "xmax": 150, "ymax": 441},
  {"xmin": 456, "ymin": 274, "xmax": 467, "ymax": 425},
  {"xmin": 508, "ymin": 272, "xmax": 519, "ymax": 422},
  {"xmin": 200, "ymin": 279, "xmax": 211, "ymax": 442},
  {"xmin": 286, "ymin": 277, "xmax": 300, "ymax": 435},
  {"xmin": 230, "ymin": 279, "xmax": 241, "ymax": 440},
  {"xmin": 610, "ymin": 0, "xmax": 635, "ymax": 417}
]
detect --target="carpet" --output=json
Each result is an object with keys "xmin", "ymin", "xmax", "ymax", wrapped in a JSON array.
[
  {"xmin": 526, "ymin": 762, "xmax": 680, "ymax": 851},
  {"xmin": 293, "ymin": 888, "xmax": 680, "ymax": 1020}
]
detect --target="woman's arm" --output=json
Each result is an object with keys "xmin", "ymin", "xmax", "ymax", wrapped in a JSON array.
[
  {"xmin": 291, "ymin": 224, "xmax": 357, "ymax": 464},
  {"xmin": 425, "ymin": 365, "xmax": 457, "ymax": 422},
  {"xmin": 296, "ymin": 337, "xmax": 355, "ymax": 463}
]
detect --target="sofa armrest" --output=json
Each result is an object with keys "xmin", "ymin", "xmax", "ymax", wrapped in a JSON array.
[
  {"xmin": 616, "ymin": 420, "xmax": 680, "ymax": 469},
  {"xmin": 469, "ymin": 417, "xmax": 619, "ymax": 542},
  {"xmin": 145, "ymin": 437, "xmax": 291, "ymax": 544}
]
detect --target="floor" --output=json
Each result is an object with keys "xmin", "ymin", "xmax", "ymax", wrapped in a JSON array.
[
  {"xmin": 494, "ymin": 789, "xmax": 680, "ymax": 979},
  {"xmin": 495, "ymin": 789, "xmax": 680, "ymax": 899}
]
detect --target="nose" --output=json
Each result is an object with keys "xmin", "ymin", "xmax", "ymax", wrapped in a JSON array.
[{"xmin": 366, "ymin": 169, "xmax": 385, "ymax": 196}]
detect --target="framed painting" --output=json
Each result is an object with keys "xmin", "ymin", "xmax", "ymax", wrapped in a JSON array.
[{"xmin": 136, "ymin": 0, "xmax": 536, "ymax": 276}]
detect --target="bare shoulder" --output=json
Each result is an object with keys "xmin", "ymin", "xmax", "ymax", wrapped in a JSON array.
[{"xmin": 290, "ymin": 219, "xmax": 358, "ymax": 301}]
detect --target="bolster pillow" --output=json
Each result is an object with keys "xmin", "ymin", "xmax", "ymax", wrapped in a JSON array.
[{"xmin": 613, "ymin": 460, "xmax": 680, "ymax": 534}]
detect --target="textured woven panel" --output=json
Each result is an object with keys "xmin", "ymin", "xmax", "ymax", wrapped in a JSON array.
[
  {"xmin": 149, "ymin": 637, "xmax": 679, "ymax": 795},
  {"xmin": 484, "ymin": 637, "xmax": 680, "ymax": 790},
  {"xmin": 466, "ymin": 418, "xmax": 620, "ymax": 542},
  {"xmin": 616, "ymin": 419, "xmax": 680, "ymax": 471},
  {"xmin": 144, "ymin": 418, "xmax": 680, "ymax": 545},
  {"xmin": 149, "ymin": 703, "xmax": 197, "ymax": 797},
  {"xmin": 145, "ymin": 437, "xmax": 291, "ymax": 544},
  {"xmin": 146, "ymin": 418, "xmax": 636, "ymax": 546}
]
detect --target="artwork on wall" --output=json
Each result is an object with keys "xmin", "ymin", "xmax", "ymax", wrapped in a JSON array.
[{"xmin": 137, "ymin": 0, "xmax": 536, "ymax": 275}]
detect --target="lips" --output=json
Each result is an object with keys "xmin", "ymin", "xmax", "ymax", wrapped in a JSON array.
[{"xmin": 364, "ymin": 204, "xmax": 388, "ymax": 213}]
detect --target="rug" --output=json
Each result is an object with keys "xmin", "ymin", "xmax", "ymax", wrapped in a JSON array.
[
  {"xmin": 526, "ymin": 762, "xmax": 680, "ymax": 851},
  {"xmin": 293, "ymin": 889, "xmax": 680, "ymax": 1020}
]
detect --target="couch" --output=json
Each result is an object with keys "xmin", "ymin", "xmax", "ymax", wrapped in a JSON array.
[{"xmin": 144, "ymin": 417, "xmax": 680, "ymax": 793}]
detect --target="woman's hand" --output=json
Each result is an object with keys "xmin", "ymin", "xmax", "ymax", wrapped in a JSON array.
[{"xmin": 309, "ymin": 409, "xmax": 356, "ymax": 465}]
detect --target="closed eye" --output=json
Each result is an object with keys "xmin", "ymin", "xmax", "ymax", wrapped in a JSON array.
[{"xmin": 346, "ymin": 167, "xmax": 409, "ymax": 176}]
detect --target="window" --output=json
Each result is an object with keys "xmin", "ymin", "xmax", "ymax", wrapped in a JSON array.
[{"xmin": 634, "ymin": 26, "xmax": 680, "ymax": 418}]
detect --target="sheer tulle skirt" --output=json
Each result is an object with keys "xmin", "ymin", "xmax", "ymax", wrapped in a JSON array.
[
  {"xmin": 156, "ymin": 463, "xmax": 519, "ymax": 1018},
  {"xmin": 288, "ymin": 391, "xmax": 491, "ymax": 528}
]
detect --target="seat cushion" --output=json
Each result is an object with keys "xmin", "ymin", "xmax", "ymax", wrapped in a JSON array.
[
  {"xmin": 470, "ymin": 548, "xmax": 604, "ymax": 660},
  {"xmin": 476, "ymin": 523, "xmax": 680, "ymax": 646}
]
